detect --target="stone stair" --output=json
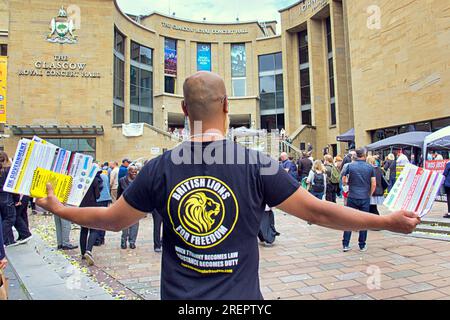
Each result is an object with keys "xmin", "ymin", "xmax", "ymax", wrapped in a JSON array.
[
  {"xmin": 6, "ymin": 232, "xmax": 115, "ymax": 300},
  {"xmin": 410, "ymin": 217, "xmax": 450, "ymax": 242}
]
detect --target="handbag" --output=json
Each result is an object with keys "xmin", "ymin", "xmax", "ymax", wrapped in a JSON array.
[{"xmin": 0, "ymin": 269, "xmax": 8, "ymax": 300}]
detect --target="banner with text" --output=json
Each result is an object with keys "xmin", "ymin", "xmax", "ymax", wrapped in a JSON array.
[
  {"xmin": 231, "ymin": 44, "xmax": 246, "ymax": 77},
  {"xmin": 425, "ymin": 160, "xmax": 449, "ymax": 174},
  {"xmin": 197, "ymin": 43, "xmax": 211, "ymax": 71},
  {"xmin": 0, "ymin": 56, "xmax": 7, "ymax": 123}
]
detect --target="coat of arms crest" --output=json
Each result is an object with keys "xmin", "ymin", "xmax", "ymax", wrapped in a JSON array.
[{"xmin": 47, "ymin": 6, "xmax": 77, "ymax": 44}]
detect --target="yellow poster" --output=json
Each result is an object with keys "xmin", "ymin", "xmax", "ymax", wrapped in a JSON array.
[{"xmin": 0, "ymin": 56, "xmax": 6, "ymax": 124}]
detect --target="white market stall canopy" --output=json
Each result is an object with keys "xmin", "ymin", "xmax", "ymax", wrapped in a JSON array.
[
  {"xmin": 231, "ymin": 127, "xmax": 265, "ymax": 137},
  {"xmin": 423, "ymin": 125, "xmax": 450, "ymax": 153}
]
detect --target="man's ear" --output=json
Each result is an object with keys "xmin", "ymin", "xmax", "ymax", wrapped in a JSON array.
[
  {"xmin": 181, "ymin": 100, "xmax": 189, "ymax": 117},
  {"xmin": 223, "ymin": 96, "xmax": 229, "ymax": 114}
]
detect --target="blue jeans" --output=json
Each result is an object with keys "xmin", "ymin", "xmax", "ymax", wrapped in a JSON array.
[
  {"xmin": 310, "ymin": 191, "xmax": 324, "ymax": 200},
  {"xmin": 122, "ymin": 223, "xmax": 139, "ymax": 245},
  {"xmin": 342, "ymin": 198, "xmax": 371, "ymax": 249}
]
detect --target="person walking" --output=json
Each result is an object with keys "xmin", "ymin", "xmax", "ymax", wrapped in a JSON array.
[
  {"xmin": 96, "ymin": 168, "xmax": 112, "ymax": 246},
  {"xmin": 383, "ymin": 153, "xmax": 397, "ymax": 192},
  {"xmin": 152, "ymin": 209, "xmax": 163, "ymax": 252},
  {"xmin": 396, "ymin": 150, "xmax": 410, "ymax": 166},
  {"xmin": 109, "ymin": 161, "xmax": 119, "ymax": 203},
  {"xmin": 324, "ymin": 155, "xmax": 340, "ymax": 203},
  {"xmin": 79, "ymin": 169, "xmax": 102, "ymax": 266},
  {"xmin": 297, "ymin": 152, "xmax": 313, "ymax": 183},
  {"xmin": 280, "ymin": 152, "xmax": 297, "ymax": 181},
  {"xmin": 118, "ymin": 159, "xmax": 131, "ymax": 180},
  {"xmin": 35, "ymin": 72, "xmax": 420, "ymax": 300},
  {"xmin": 0, "ymin": 151, "xmax": 24, "ymax": 247},
  {"xmin": 0, "ymin": 213, "xmax": 7, "ymax": 270},
  {"xmin": 340, "ymin": 150, "xmax": 356, "ymax": 171},
  {"xmin": 367, "ymin": 156, "xmax": 387, "ymax": 215},
  {"xmin": 341, "ymin": 148, "xmax": 376, "ymax": 252},
  {"xmin": 13, "ymin": 195, "xmax": 33, "ymax": 244},
  {"xmin": 307, "ymin": 160, "xmax": 327, "ymax": 200},
  {"xmin": 443, "ymin": 161, "xmax": 450, "ymax": 219},
  {"xmin": 118, "ymin": 166, "xmax": 139, "ymax": 249}
]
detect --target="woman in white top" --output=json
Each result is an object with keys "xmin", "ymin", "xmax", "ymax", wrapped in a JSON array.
[{"xmin": 307, "ymin": 160, "xmax": 327, "ymax": 200}]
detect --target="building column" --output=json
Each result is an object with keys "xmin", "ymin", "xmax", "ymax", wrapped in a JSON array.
[
  {"xmin": 308, "ymin": 18, "xmax": 328, "ymax": 158},
  {"xmin": 281, "ymin": 31, "xmax": 300, "ymax": 134},
  {"xmin": 124, "ymin": 36, "xmax": 131, "ymax": 124},
  {"xmin": 331, "ymin": 0, "xmax": 353, "ymax": 153}
]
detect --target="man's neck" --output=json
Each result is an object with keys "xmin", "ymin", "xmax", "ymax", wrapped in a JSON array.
[{"xmin": 189, "ymin": 126, "xmax": 225, "ymax": 142}]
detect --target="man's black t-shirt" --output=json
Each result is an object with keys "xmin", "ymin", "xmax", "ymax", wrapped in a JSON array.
[{"xmin": 123, "ymin": 140, "xmax": 299, "ymax": 300}]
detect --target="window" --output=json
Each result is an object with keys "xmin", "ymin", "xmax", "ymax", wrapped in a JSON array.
[
  {"xmin": 330, "ymin": 101, "xmax": 336, "ymax": 127},
  {"xmin": 299, "ymin": 29, "xmax": 311, "ymax": 125},
  {"xmin": 130, "ymin": 41, "xmax": 153, "ymax": 125},
  {"xmin": 0, "ymin": 44, "xmax": 7, "ymax": 56},
  {"xmin": 46, "ymin": 138, "xmax": 96, "ymax": 159},
  {"xmin": 197, "ymin": 43, "xmax": 211, "ymax": 71},
  {"xmin": 232, "ymin": 78, "xmax": 246, "ymax": 97},
  {"xmin": 300, "ymin": 69, "xmax": 311, "ymax": 105},
  {"xmin": 258, "ymin": 53, "xmax": 284, "ymax": 130},
  {"xmin": 326, "ymin": 17, "xmax": 336, "ymax": 126},
  {"xmin": 299, "ymin": 31, "xmax": 309, "ymax": 66},
  {"xmin": 113, "ymin": 28, "xmax": 125, "ymax": 125},
  {"xmin": 302, "ymin": 110, "xmax": 312, "ymax": 126},
  {"xmin": 231, "ymin": 43, "xmax": 246, "ymax": 97},
  {"xmin": 165, "ymin": 76, "xmax": 175, "ymax": 94}
]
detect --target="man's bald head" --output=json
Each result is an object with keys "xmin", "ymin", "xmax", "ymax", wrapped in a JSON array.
[{"xmin": 182, "ymin": 72, "xmax": 227, "ymax": 122}]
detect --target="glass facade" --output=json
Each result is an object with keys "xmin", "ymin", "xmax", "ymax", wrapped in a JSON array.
[
  {"xmin": 326, "ymin": 17, "xmax": 336, "ymax": 126},
  {"xmin": 113, "ymin": 29, "xmax": 125, "ymax": 124},
  {"xmin": 130, "ymin": 41, "xmax": 153, "ymax": 125},
  {"xmin": 46, "ymin": 138, "xmax": 96, "ymax": 159},
  {"xmin": 371, "ymin": 117, "xmax": 450, "ymax": 143},
  {"xmin": 299, "ymin": 30, "xmax": 311, "ymax": 125},
  {"xmin": 231, "ymin": 43, "xmax": 246, "ymax": 97},
  {"xmin": 258, "ymin": 53, "xmax": 284, "ymax": 131}
]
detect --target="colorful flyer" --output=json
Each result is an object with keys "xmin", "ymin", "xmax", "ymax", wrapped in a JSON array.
[
  {"xmin": 3, "ymin": 136, "xmax": 98, "ymax": 207},
  {"xmin": 383, "ymin": 164, "xmax": 445, "ymax": 217}
]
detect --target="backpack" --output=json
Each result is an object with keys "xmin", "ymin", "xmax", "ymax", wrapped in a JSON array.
[
  {"xmin": 328, "ymin": 165, "xmax": 340, "ymax": 184},
  {"xmin": 311, "ymin": 172, "xmax": 325, "ymax": 193}
]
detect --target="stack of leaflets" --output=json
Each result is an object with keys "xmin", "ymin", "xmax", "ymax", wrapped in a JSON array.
[
  {"xmin": 383, "ymin": 164, "xmax": 445, "ymax": 218},
  {"xmin": 3, "ymin": 136, "xmax": 99, "ymax": 206}
]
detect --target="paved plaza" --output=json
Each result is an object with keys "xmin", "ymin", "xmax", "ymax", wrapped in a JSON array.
[{"xmin": 8, "ymin": 201, "xmax": 450, "ymax": 300}]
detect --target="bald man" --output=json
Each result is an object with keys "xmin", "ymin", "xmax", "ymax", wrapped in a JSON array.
[
  {"xmin": 280, "ymin": 152, "xmax": 298, "ymax": 180},
  {"xmin": 36, "ymin": 72, "xmax": 420, "ymax": 300}
]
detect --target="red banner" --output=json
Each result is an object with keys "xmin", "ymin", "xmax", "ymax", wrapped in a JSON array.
[{"xmin": 425, "ymin": 160, "xmax": 449, "ymax": 173}]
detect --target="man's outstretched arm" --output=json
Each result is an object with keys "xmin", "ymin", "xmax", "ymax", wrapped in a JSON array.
[
  {"xmin": 277, "ymin": 187, "xmax": 420, "ymax": 234},
  {"xmin": 36, "ymin": 184, "xmax": 146, "ymax": 232}
]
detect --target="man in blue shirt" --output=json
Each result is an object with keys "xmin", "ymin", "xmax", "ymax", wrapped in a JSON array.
[
  {"xmin": 118, "ymin": 158, "xmax": 131, "ymax": 180},
  {"xmin": 341, "ymin": 148, "xmax": 376, "ymax": 252},
  {"xmin": 280, "ymin": 152, "xmax": 298, "ymax": 181},
  {"xmin": 443, "ymin": 161, "xmax": 450, "ymax": 218}
]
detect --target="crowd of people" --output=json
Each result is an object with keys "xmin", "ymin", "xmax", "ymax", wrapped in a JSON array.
[
  {"xmin": 15, "ymin": 71, "xmax": 421, "ymax": 300},
  {"xmin": 0, "ymin": 155, "xmax": 164, "ymax": 270},
  {"xmin": 277, "ymin": 145, "xmax": 445, "ymax": 251}
]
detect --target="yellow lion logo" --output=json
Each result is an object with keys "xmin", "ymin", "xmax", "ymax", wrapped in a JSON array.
[{"xmin": 183, "ymin": 192, "xmax": 221, "ymax": 233}]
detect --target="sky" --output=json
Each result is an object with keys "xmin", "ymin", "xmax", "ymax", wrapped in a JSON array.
[{"xmin": 116, "ymin": 0, "xmax": 298, "ymax": 32}]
